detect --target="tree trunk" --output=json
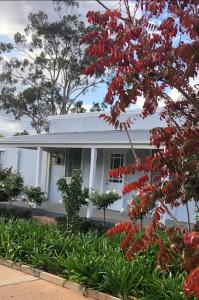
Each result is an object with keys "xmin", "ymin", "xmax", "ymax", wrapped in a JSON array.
[{"xmin": 185, "ymin": 202, "xmax": 191, "ymax": 231}]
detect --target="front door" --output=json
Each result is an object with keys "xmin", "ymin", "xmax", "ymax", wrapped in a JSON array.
[
  {"xmin": 103, "ymin": 150, "xmax": 126, "ymax": 211},
  {"xmin": 48, "ymin": 152, "xmax": 65, "ymax": 203}
]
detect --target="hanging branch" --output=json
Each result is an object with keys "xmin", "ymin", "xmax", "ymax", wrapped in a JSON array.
[
  {"xmin": 124, "ymin": 125, "xmax": 140, "ymax": 162},
  {"xmin": 124, "ymin": 123, "xmax": 182, "ymax": 227}
]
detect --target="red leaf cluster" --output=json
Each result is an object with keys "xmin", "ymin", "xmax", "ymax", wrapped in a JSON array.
[
  {"xmin": 183, "ymin": 232, "xmax": 199, "ymax": 249},
  {"xmin": 183, "ymin": 267, "xmax": 199, "ymax": 299},
  {"xmin": 82, "ymin": 1, "xmax": 199, "ymax": 298}
]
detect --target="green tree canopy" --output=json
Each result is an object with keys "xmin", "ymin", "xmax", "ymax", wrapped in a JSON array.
[
  {"xmin": 0, "ymin": 1, "xmax": 100, "ymax": 133},
  {"xmin": 13, "ymin": 130, "xmax": 29, "ymax": 136},
  {"xmin": 70, "ymin": 101, "xmax": 86, "ymax": 114},
  {"xmin": 90, "ymin": 102, "xmax": 107, "ymax": 112}
]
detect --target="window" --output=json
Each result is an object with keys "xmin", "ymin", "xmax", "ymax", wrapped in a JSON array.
[
  {"xmin": 109, "ymin": 153, "xmax": 124, "ymax": 183},
  {"xmin": 65, "ymin": 148, "xmax": 82, "ymax": 177}
]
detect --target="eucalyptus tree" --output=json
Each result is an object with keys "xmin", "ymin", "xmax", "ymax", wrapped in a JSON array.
[{"xmin": 0, "ymin": 1, "xmax": 99, "ymax": 133}]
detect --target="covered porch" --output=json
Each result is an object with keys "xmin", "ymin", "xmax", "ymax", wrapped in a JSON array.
[{"xmin": 0, "ymin": 130, "xmax": 152, "ymax": 218}]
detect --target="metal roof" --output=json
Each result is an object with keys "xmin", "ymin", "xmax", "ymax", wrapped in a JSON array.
[{"xmin": 0, "ymin": 130, "xmax": 151, "ymax": 149}]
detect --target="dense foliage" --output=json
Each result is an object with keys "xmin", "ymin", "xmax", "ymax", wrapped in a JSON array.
[
  {"xmin": 13, "ymin": 130, "xmax": 29, "ymax": 136},
  {"xmin": 57, "ymin": 169, "xmax": 89, "ymax": 230},
  {"xmin": 0, "ymin": 168, "xmax": 24, "ymax": 202},
  {"xmin": 23, "ymin": 186, "xmax": 46, "ymax": 207},
  {"xmin": 90, "ymin": 189, "xmax": 120, "ymax": 224},
  {"xmin": 81, "ymin": 0, "xmax": 199, "ymax": 298},
  {"xmin": 0, "ymin": 217, "xmax": 188, "ymax": 300},
  {"xmin": 0, "ymin": 1, "xmax": 99, "ymax": 133}
]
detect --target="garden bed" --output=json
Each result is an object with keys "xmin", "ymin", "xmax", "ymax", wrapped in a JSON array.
[
  {"xmin": 0, "ymin": 217, "xmax": 187, "ymax": 299},
  {"xmin": 0, "ymin": 203, "xmax": 31, "ymax": 219}
]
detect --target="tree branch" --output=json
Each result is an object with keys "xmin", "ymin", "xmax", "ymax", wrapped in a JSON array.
[
  {"xmin": 124, "ymin": 125, "xmax": 140, "ymax": 162},
  {"xmin": 174, "ymin": 85, "xmax": 199, "ymax": 111},
  {"xmin": 95, "ymin": 0, "xmax": 127, "ymax": 21}
]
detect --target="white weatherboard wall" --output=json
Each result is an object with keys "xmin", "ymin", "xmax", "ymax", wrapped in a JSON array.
[
  {"xmin": 5, "ymin": 148, "xmax": 48, "ymax": 191},
  {"xmin": 162, "ymin": 200, "xmax": 197, "ymax": 225},
  {"xmin": 48, "ymin": 110, "xmax": 166, "ymax": 134}
]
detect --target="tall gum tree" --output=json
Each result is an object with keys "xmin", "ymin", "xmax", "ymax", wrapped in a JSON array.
[
  {"xmin": 81, "ymin": 0, "xmax": 199, "ymax": 298},
  {"xmin": 0, "ymin": 0, "xmax": 101, "ymax": 133}
]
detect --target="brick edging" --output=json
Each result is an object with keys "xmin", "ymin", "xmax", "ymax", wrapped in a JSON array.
[{"xmin": 0, "ymin": 259, "xmax": 122, "ymax": 300}]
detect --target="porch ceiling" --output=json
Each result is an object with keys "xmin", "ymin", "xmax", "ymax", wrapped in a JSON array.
[{"xmin": 0, "ymin": 130, "xmax": 152, "ymax": 149}]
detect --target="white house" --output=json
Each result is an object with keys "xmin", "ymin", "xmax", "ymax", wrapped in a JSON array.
[{"xmin": 0, "ymin": 110, "xmax": 197, "ymax": 224}]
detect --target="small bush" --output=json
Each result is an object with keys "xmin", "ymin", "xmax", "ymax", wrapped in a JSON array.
[
  {"xmin": 23, "ymin": 186, "xmax": 46, "ymax": 206},
  {"xmin": 90, "ymin": 189, "xmax": 120, "ymax": 224},
  {"xmin": 57, "ymin": 169, "xmax": 89, "ymax": 231},
  {"xmin": 0, "ymin": 168, "xmax": 24, "ymax": 202}
]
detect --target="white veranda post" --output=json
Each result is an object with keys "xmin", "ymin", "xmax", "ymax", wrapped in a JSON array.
[
  {"xmin": 15, "ymin": 149, "xmax": 21, "ymax": 173},
  {"xmin": 35, "ymin": 146, "xmax": 43, "ymax": 187},
  {"xmin": 87, "ymin": 147, "xmax": 97, "ymax": 219}
]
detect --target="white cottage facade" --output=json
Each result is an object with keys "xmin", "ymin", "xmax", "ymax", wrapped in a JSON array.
[{"xmin": 0, "ymin": 110, "xmax": 197, "ymax": 223}]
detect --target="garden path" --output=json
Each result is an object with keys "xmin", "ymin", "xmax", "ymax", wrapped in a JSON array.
[{"xmin": 0, "ymin": 265, "xmax": 94, "ymax": 300}]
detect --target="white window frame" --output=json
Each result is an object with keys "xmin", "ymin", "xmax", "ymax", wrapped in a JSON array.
[{"xmin": 109, "ymin": 153, "xmax": 125, "ymax": 183}]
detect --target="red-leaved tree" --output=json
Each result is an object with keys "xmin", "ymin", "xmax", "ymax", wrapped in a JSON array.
[{"xmin": 81, "ymin": 0, "xmax": 199, "ymax": 298}]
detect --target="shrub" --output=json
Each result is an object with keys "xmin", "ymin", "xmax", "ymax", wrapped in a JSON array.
[
  {"xmin": 90, "ymin": 189, "xmax": 120, "ymax": 224},
  {"xmin": 57, "ymin": 169, "xmax": 89, "ymax": 231},
  {"xmin": 0, "ymin": 168, "xmax": 24, "ymax": 203},
  {"xmin": 23, "ymin": 186, "xmax": 46, "ymax": 210}
]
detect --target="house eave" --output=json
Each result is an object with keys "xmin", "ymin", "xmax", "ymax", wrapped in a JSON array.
[{"xmin": 0, "ymin": 142, "xmax": 155, "ymax": 150}]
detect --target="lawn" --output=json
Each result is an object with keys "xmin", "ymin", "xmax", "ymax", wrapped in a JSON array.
[{"xmin": 0, "ymin": 217, "xmax": 187, "ymax": 300}]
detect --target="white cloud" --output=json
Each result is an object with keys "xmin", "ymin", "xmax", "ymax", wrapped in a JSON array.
[
  {"xmin": 0, "ymin": 112, "xmax": 33, "ymax": 137},
  {"xmin": 0, "ymin": 117, "xmax": 32, "ymax": 136},
  {"xmin": 0, "ymin": 1, "xmax": 57, "ymax": 39}
]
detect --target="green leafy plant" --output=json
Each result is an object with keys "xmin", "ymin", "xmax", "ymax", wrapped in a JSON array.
[
  {"xmin": 0, "ymin": 168, "xmax": 24, "ymax": 203},
  {"xmin": 90, "ymin": 190, "xmax": 120, "ymax": 224},
  {"xmin": 23, "ymin": 186, "xmax": 46, "ymax": 214},
  {"xmin": 0, "ymin": 217, "xmax": 187, "ymax": 299},
  {"xmin": 57, "ymin": 169, "xmax": 89, "ymax": 231},
  {"xmin": 23, "ymin": 186, "xmax": 46, "ymax": 206}
]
